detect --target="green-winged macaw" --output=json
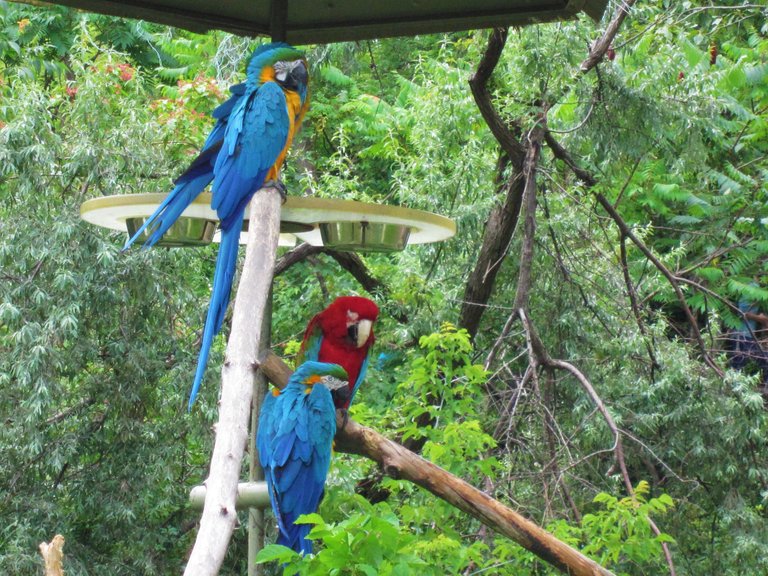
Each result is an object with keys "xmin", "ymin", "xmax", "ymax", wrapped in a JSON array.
[
  {"xmin": 123, "ymin": 43, "xmax": 310, "ymax": 409},
  {"xmin": 297, "ymin": 296, "xmax": 379, "ymax": 409},
  {"xmin": 257, "ymin": 361, "xmax": 349, "ymax": 554}
]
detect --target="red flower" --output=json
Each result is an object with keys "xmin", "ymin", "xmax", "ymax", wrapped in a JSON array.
[{"xmin": 118, "ymin": 63, "xmax": 134, "ymax": 82}]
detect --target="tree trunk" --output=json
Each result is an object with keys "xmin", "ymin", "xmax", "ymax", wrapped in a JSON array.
[{"xmin": 39, "ymin": 535, "xmax": 65, "ymax": 576}]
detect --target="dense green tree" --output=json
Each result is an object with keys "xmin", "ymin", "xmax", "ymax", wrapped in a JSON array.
[{"xmin": 1, "ymin": 1, "xmax": 767, "ymax": 575}]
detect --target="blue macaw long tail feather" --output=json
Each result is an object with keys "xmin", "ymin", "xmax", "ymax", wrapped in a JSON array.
[
  {"xmin": 122, "ymin": 173, "xmax": 211, "ymax": 251},
  {"xmin": 277, "ymin": 524, "xmax": 313, "ymax": 555},
  {"xmin": 187, "ymin": 209, "xmax": 245, "ymax": 409}
]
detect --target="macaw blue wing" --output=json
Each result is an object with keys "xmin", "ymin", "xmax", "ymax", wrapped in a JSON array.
[
  {"xmin": 270, "ymin": 383, "xmax": 336, "ymax": 554},
  {"xmin": 213, "ymin": 81, "xmax": 290, "ymax": 227},
  {"xmin": 257, "ymin": 361, "xmax": 343, "ymax": 555},
  {"xmin": 348, "ymin": 347, "xmax": 373, "ymax": 407},
  {"xmin": 297, "ymin": 322, "xmax": 323, "ymax": 366},
  {"xmin": 122, "ymin": 83, "xmax": 246, "ymax": 251},
  {"xmin": 188, "ymin": 81, "xmax": 291, "ymax": 410}
]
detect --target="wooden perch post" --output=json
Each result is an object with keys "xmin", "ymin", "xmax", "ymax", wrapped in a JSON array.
[
  {"xmin": 183, "ymin": 188, "xmax": 282, "ymax": 576},
  {"xmin": 258, "ymin": 351, "xmax": 615, "ymax": 576}
]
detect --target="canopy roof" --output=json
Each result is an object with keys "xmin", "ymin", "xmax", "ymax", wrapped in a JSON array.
[{"xmin": 19, "ymin": 0, "xmax": 609, "ymax": 44}]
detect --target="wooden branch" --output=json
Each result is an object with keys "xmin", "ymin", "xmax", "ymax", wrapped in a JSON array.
[
  {"xmin": 273, "ymin": 243, "xmax": 408, "ymax": 323},
  {"xmin": 258, "ymin": 351, "xmax": 614, "ymax": 576},
  {"xmin": 39, "ymin": 534, "xmax": 65, "ymax": 576},
  {"xmin": 469, "ymin": 28, "xmax": 525, "ymax": 166},
  {"xmin": 580, "ymin": 0, "xmax": 638, "ymax": 72},
  {"xmin": 459, "ymin": 155, "xmax": 526, "ymax": 337},
  {"xmin": 183, "ymin": 188, "xmax": 282, "ymax": 576},
  {"xmin": 511, "ymin": 124, "xmax": 544, "ymax": 313},
  {"xmin": 273, "ymin": 242, "xmax": 323, "ymax": 276}
]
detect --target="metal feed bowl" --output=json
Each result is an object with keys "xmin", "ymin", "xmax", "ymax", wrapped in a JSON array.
[
  {"xmin": 125, "ymin": 217, "xmax": 218, "ymax": 247},
  {"xmin": 320, "ymin": 221, "xmax": 411, "ymax": 252}
]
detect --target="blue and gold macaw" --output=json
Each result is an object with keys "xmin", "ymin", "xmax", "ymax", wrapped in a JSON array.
[
  {"xmin": 257, "ymin": 361, "xmax": 349, "ymax": 554},
  {"xmin": 123, "ymin": 43, "xmax": 310, "ymax": 409}
]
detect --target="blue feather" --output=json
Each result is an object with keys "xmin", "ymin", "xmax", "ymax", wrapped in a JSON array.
[
  {"xmin": 349, "ymin": 350, "xmax": 371, "ymax": 407},
  {"xmin": 124, "ymin": 42, "xmax": 308, "ymax": 409},
  {"xmin": 256, "ymin": 361, "xmax": 347, "ymax": 555}
]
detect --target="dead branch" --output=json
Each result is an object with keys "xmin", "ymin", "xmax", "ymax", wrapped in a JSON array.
[
  {"xmin": 511, "ymin": 124, "xmax": 545, "ymax": 313},
  {"xmin": 259, "ymin": 351, "xmax": 615, "ymax": 576},
  {"xmin": 483, "ymin": 124, "xmax": 543, "ymax": 370},
  {"xmin": 39, "ymin": 534, "xmax": 65, "ymax": 576},
  {"xmin": 518, "ymin": 310, "xmax": 676, "ymax": 576}
]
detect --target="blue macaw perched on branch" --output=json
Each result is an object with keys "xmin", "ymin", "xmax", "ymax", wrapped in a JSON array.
[
  {"xmin": 257, "ymin": 361, "xmax": 349, "ymax": 554},
  {"xmin": 123, "ymin": 43, "xmax": 310, "ymax": 409},
  {"xmin": 297, "ymin": 296, "xmax": 379, "ymax": 410}
]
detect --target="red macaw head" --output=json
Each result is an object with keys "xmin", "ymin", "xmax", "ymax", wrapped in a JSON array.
[{"xmin": 315, "ymin": 296, "xmax": 379, "ymax": 352}]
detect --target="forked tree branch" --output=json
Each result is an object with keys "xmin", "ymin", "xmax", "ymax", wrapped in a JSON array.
[{"xmin": 258, "ymin": 351, "xmax": 615, "ymax": 576}]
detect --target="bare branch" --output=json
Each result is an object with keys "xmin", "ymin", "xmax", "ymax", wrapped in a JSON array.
[
  {"xmin": 580, "ymin": 0, "xmax": 639, "ymax": 72},
  {"xmin": 511, "ymin": 124, "xmax": 545, "ymax": 313}
]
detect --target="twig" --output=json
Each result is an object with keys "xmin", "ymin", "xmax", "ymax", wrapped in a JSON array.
[
  {"xmin": 580, "ymin": 0, "xmax": 639, "ymax": 72},
  {"xmin": 619, "ymin": 235, "xmax": 659, "ymax": 369}
]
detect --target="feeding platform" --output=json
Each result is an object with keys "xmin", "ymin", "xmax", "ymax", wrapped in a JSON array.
[{"xmin": 80, "ymin": 193, "xmax": 456, "ymax": 252}]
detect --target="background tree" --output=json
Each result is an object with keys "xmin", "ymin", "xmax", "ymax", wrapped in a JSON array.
[{"xmin": 1, "ymin": 1, "xmax": 767, "ymax": 574}]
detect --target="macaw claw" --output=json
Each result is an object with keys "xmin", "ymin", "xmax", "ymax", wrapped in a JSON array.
[{"xmin": 263, "ymin": 179, "xmax": 288, "ymax": 203}]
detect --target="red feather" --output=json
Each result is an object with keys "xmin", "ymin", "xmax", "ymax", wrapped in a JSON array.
[{"xmin": 300, "ymin": 296, "xmax": 379, "ymax": 407}]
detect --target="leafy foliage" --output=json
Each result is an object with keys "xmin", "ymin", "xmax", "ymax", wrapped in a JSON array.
[{"xmin": 1, "ymin": 1, "xmax": 767, "ymax": 575}]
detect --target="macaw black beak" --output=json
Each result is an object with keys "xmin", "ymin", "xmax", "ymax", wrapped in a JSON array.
[
  {"xmin": 330, "ymin": 385, "xmax": 351, "ymax": 408},
  {"xmin": 277, "ymin": 60, "xmax": 308, "ymax": 93},
  {"xmin": 290, "ymin": 60, "xmax": 308, "ymax": 88},
  {"xmin": 321, "ymin": 375, "xmax": 351, "ymax": 407}
]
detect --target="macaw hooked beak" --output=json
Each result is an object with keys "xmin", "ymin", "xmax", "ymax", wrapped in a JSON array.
[
  {"xmin": 347, "ymin": 319, "xmax": 372, "ymax": 349},
  {"xmin": 275, "ymin": 60, "xmax": 308, "ymax": 94}
]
